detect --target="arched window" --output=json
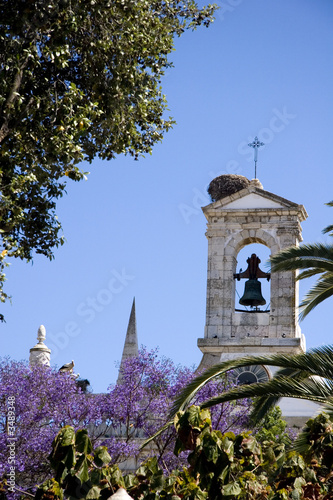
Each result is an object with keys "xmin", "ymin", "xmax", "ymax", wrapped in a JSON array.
[{"xmin": 234, "ymin": 243, "xmax": 271, "ymax": 313}]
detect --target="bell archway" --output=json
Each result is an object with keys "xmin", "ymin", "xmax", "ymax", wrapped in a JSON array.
[{"xmin": 234, "ymin": 243, "xmax": 271, "ymax": 313}]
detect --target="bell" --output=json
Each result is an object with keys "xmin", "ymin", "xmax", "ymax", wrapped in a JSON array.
[{"xmin": 239, "ymin": 279, "xmax": 266, "ymax": 307}]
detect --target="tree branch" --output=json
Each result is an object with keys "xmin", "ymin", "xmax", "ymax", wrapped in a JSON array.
[
  {"xmin": 0, "ymin": 55, "xmax": 31, "ymax": 143},
  {"xmin": 10, "ymin": 486, "xmax": 35, "ymax": 498}
]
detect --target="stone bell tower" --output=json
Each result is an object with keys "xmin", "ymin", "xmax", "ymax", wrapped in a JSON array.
[{"xmin": 198, "ymin": 175, "xmax": 308, "ymax": 372}]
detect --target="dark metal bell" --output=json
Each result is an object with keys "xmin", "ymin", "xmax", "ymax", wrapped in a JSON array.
[{"xmin": 239, "ymin": 279, "xmax": 266, "ymax": 307}]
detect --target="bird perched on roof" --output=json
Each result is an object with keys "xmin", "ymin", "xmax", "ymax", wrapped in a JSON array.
[{"xmin": 59, "ymin": 360, "xmax": 74, "ymax": 373}]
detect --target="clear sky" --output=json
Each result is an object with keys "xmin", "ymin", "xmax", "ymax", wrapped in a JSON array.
[{"xmin": 2, "ymin": 0, "xmax": 333, "ymax": 393}]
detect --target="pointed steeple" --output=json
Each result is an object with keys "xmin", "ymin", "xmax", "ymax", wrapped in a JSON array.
[{"xmin": 117, "ymin": 298, "xmax": 138, "ymax": 383}]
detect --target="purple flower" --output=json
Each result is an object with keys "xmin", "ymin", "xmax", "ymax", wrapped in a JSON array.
[{"xmin": 0, "ymin": 349, "xmax": 250, "ymax": 496}]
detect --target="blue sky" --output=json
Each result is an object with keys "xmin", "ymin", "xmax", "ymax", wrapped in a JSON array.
[{"xmin": 2, "ymin": 0, "xmax": 333, "ymax": 393}]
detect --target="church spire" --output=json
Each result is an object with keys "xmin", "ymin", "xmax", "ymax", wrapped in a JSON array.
[{"xmin": 117, "ymin": 298, "xmax": 138, "ymax": 383}]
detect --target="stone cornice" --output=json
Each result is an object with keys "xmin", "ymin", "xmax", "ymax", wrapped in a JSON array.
[{"xmin": 202, "ymin": 185, "xmax": 308, "ymax": 223}]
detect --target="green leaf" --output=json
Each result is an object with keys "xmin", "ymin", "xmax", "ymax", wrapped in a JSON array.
[
  {"xmin": 75, "ymin": 429, "xmax": 93, "ymax": 455},
  {"xmin": 57, "ymin": 426, "xmax": 76, "ymax": 447},
  {"xmin": 35, "ymin": 479, "xmax": 63, "ymax": 500},
  {"xmin": 222, "ymin": 482, "xmax": 242, "ymax": 496},
  {"xmin": 94, "ymin": 446, "xmax": 111, "ymax": 467},
  {"xmin": 293, "ymin": 477, "xmax": 306, "ymax": 490},
  {"xmin": 221, "ymin": 436, "xmax": 235, "ymax": 459},
  {"xmin": 218, "ymin": 465, "xmax": 230, "ymax": 483},
  {"xmin": 62, "ymin": 447, "xmax": 76, "ymax": 471},
  {"xmin": 75, "ymin": 456, "xmax": 90, "ymax": 483},
  {"xmin": 90, "ymin": 469, "xmax": 101, "ymax": 486},
  {"xmin": 86, "ymin": 486, "xmax": 101, "ymax": 499},
  {"xmin": 150, "ymin": 472, "xmax": 165, "ymax": 492}
]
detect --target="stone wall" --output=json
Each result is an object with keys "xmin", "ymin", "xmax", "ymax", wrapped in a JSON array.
[{"xmin": 198, "ymin": 181, "xmax": 308, "ymax": 370}]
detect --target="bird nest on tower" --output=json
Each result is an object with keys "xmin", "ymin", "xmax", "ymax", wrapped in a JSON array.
[{"xmin": 207, "ymin": 174, "xmax": 250, "ymax": 202}]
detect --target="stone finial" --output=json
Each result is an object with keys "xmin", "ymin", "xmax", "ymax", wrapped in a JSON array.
[
  {"xmin": 37, "ymin": 324, "xmax": 46, "ymax": 343},
  {"xmin": 250, "ymin": 178, "xmax": 263, "ymax": 189},
  {"xmin": 29, "ymin": 324, "xmax": 51, "ymax": 367}
]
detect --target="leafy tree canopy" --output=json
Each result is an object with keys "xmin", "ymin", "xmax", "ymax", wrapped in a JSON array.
[
  {"xmin": 32, "ymin": 408, "xmax": 333, "ymax": 500},
  {"xmin": 0, "ymin": 0, "xmax": 216, "ymax": 306}
]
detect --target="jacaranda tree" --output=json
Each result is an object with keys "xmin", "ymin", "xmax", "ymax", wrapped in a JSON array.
[
  {"xmin": 0, "ymin": 358, "xmax": 107, "ymax": 491},
  {"xmin": 0, "ymin": 348, "xmax": 249, "ymax": 497}
]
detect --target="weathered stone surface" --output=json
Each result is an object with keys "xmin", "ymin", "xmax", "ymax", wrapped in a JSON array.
[
  {"xmin": 198, "ymin": 178, "xmax": 307, "ymax": 364},
  {"xmin": 117, "ymin": 298, "xmax": 138, "ymax": 384}
]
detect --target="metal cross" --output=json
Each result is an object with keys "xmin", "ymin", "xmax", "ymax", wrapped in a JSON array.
[{"xmin": 248, "ymin": 136, "xmax": 264, "ymax": 179}]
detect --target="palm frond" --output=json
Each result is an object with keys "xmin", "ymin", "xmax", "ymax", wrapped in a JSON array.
[
  {"xmin": 273, "ymin": 257, "xmax": 333, "ymax": 274},
  {"xmin": 270, "ymin": 244, "xmax": 333, "ymax": 273},
  {"xmin": 322, "ymin": 224, "xmax": 333, "ymax": 235},
  {"xmin": 170, "ymin": 346, "xmax": 333, "ymax": 418},
  {"xmin": 250, "ymin": 394, "xmax": 281, "ymax": 423},
  {"xmin": 271, "ymin": 366, "xmax": 310, "ymax": 380},
  {"xmin": 293, "ymin": 429, "xmax": 312, "ymax": 455},
  {"xmin": 169, "ymin": 357, "xmax": 259, "ymax": 418},
  {"xmin": 297, "ymin": 268, "xmax": 331, "ymax": 281},
  {"xmin": 272, "ymin": 243, "xmax": 333, "ymax": 263},
  {"xmin": 141, "ymin": 420, "xmax": 174, "ymax": 450},
  {"xmin": 286, "ymin": 345, "xmax": 333, "ymax": 379},
  {"xmin": 299, "ymin": 275, "xmax": 333, "ymax": 320},
  {"xmin": 198, "ymin": 376, "xmax": 328, "ymax": 426},
  {"xmin": 250, "ymin": 366, "xmax": 313, "ymax": 421},
  {"xmin": 320, "ymin": 396, "xmax": 333, "ymax": 421}
]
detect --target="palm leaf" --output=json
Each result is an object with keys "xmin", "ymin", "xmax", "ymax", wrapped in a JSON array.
[
  {"xmin": 251, "ymin": 366, "xmax": 314, "ymax": 422},
  {"xmin": 270, "ymin": 244, "xmax": 333, "ymax": 273},
  {"xmin": 269, "ymin": 366, "xmax": 310, "ymax": 380},
  {"xmin": 141, "ymin": 420, "xmax": 174, "ymax": 450},
  {"xmin": 322, "ymin": 201, "xmax": 333, "ymax": 235},
  {"xmin": 271, "ymin": 345, "xmax": 333, "ymax": 380},
  {"xmin": 273, "ymin": 257, "xmax": 333, "ymax": 273},
  {"xmin": 297, "ymin": 268, "xmax": 332, "ymax": 281},
  {"xmin": 250, "ymin": 394, "xmax": 281, "ymax": 423},
  {"xmin": 199, "ymin": 376, "xmax": 328, "ymax": 426},
  {"xmin": 299, "ymin": 274, "xmax": 333, "ymax": 320},
  {"xmin": 320, "ymin": 397, "xmax": 333, "ymax": 421},
  {"xmin": 270, "ymin": 243, "xmax": 333, "ymax": 319},
  {"xmin": 170, "ymin": 346, "xmax": 333, "ymax": 419},
  {"xmin": 322, "ymin": 224, "xmax": 333, "ymax": 235}
]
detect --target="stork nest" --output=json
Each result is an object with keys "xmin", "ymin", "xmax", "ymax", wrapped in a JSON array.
[{"xmin": 208, "ymin": 174, "xmax": 250, "ymax": 202}]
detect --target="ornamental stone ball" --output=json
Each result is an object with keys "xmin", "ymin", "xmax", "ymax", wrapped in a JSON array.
[{"xmin": 207, "ymin": 174, "xmax": 250, "ymax": 202}]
